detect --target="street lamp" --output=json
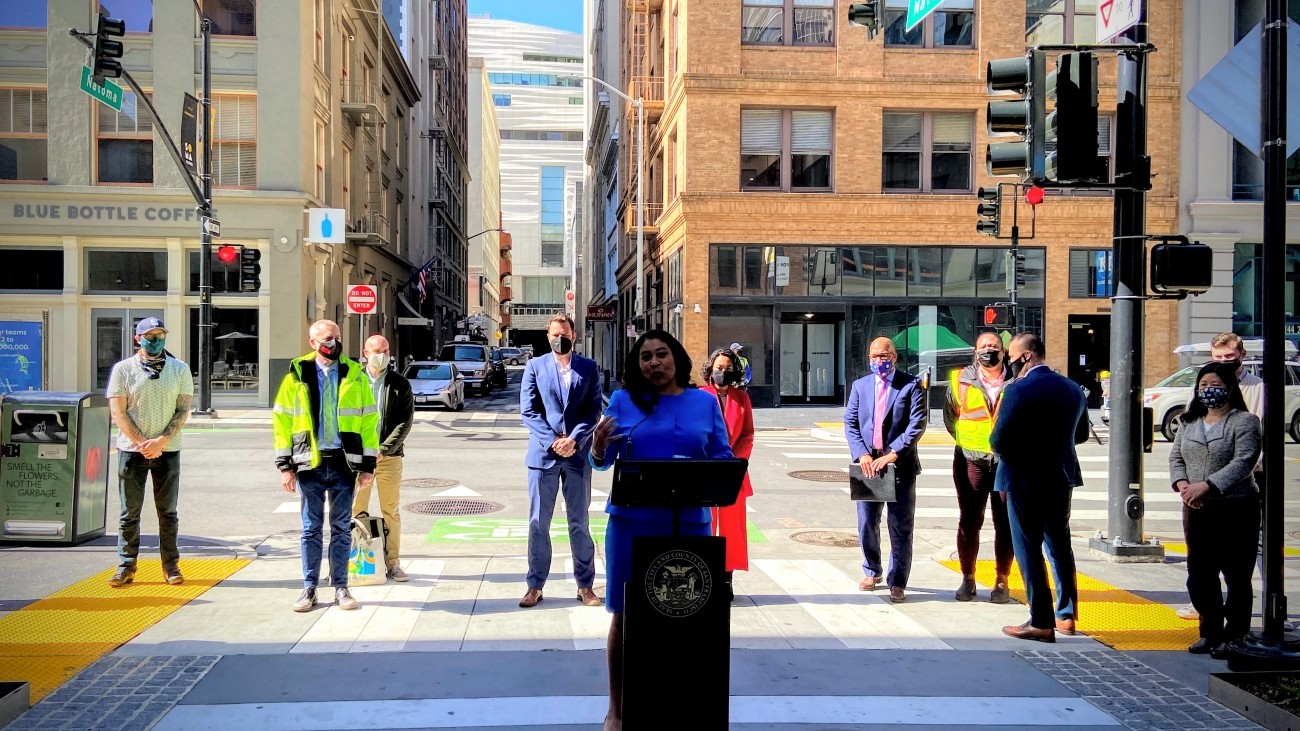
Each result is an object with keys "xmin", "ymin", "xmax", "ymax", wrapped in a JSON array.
[{"xmin": 561, "ymin": 75, "xmax": 645, "ymax": 325}]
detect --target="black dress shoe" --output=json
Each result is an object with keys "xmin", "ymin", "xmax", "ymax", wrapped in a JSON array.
[
  {"xmin": 1211, "ymin": 641, "xmax": 1234, "ymax": 660},
  {"xmin": 1187, "ymin": 638, "xmax": 1217, "ymax": 654}
]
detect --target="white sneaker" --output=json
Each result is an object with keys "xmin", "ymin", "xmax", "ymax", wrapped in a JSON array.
[{"xmin": 1176, "ymin": 603, "xmax": 1200, "ymax": 620}]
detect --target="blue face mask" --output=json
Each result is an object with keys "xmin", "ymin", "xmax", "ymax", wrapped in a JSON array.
[
  {"xmin": 871, "ymin": 359, "xmax": 893, "ymax": 378},
  {"xmin": 141, "ymin": 336, "xmax": 166, "ymax": 357}
]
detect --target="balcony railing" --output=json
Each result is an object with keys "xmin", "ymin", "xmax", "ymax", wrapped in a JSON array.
[
  {"xmin": 622, "ymin": 202, "xmax": 664, "ymax": 234},
  {"xmin": 341, "ymin": 82, "xmax": 385, "ymax": 124},
  {"xmin": 627, "ymin": 76, "xmax": 664, "ymax": 106}
]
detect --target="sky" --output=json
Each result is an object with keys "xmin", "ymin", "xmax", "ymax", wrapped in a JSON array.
[{"xmin": 467, "ymin": 0, "xmax": 584, "ymax": 34}]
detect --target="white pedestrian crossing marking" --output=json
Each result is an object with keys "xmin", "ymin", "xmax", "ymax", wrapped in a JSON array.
[
  {"xmin": 273, "ymin": 501, "xmax": 300, "ymax": 514},
  {"xmin": 433, "ymin": 486, "xmax": 482, "ymax": 497}
]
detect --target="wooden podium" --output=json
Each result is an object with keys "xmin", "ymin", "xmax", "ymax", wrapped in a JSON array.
[{"xmin": 610, "ymin": 458, "xmax": 748, "ymax": 730}]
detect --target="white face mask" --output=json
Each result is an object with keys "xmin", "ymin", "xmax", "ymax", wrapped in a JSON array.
[{"xmin": 367, "ymin": 353, "xmax": 390, "ymax": 371}]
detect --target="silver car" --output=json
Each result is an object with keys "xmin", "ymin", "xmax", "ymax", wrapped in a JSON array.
[{"xmin": 404, "ymin": 361, "xmax": 465, "ymax": 411}]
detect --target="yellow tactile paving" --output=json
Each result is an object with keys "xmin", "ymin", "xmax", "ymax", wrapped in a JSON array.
[
  {"xmin": 813, "ymin": 422, "xmax": 956, "ymax": 446},
  {"xmin": 0, "ymin": 558, "xmax": 248, "ymax": 703},
  {"xmin": 940, "ymin": 558, "xmax": 1199, "ymax": 651}
]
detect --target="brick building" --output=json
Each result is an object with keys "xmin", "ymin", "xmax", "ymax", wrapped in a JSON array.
[{"xmin": 587, "ymin": 0, "xmax": 1183, "ymax": 407}]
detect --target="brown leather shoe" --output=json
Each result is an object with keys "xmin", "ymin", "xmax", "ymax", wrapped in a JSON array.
[
  {"xmin": 334, "ymin": 587, "xmax": 359, "ymax": 611},
  {"xmin": 889, "ymin": 586, "xmax": 906, "ymax": 603},
  {"xmin": 1055, "ymin": 617, "xmax": 1077, "ymax": 636},
  {"xmin": 859, "ymin": 576, "xmax": 881, "ymax": 591},
  {"xmin": 1002, "ymin": 622, "xmax": 1055, "ymax": 643},
  {"xmin": 577, "ymin": 588, "xmax": 604, "ymax": 606},
  {"xmin": 989, "ymin": 580, "xmax": 1011, "ymax": 604},
  {"xmin": 955, "ymin": 577, "xmax": 977, "ymax": 601},
  {"xmin": 519, "ymin": 588, "xmax": 543, "ymax": 608}
]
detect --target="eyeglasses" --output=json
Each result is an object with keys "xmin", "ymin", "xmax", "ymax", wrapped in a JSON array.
[{"xmin": 868, "ymin": 354, "xmax": 893, "ymax": 361}]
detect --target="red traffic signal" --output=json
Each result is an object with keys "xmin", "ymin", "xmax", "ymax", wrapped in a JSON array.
[
  {"xmin": 217, "ymin": 245, "xmax": 239, "ymax": 263},
  {"xmin": 1025, "ymin": 186, "xmax": 1045, "ymax": 205}
]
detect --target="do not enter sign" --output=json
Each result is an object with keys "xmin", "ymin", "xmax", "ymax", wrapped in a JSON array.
[{"xmin": 346, "ymin": 284, "xmax": 378, "ymax": 315}]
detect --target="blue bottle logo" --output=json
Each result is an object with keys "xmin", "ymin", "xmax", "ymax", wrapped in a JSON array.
[{"xmin": 321, "ymin": 213, "xmax": 333, "ymax": 239}]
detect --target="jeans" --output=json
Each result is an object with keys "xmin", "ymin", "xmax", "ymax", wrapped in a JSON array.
[
  {"xmin": 954, "ymin": 451, "xmax": 1013, "ymax": 577},
  {"xmin": 526, "ymin": 458, "xmax": 596, "ymax": 590},
  {"xmin": 1007, "ymin": 486, "xmax": 1078, "ymax": 629},
  {"xmin": 298, "ymin": 453, "xmax": 356, "ymax": 589},
  {"xmin": 117, "ymin": 451, "xmax": 181, "ymax": 569},
  {"xmin": 856, "ymin": 470, "xmax": 917, "ymax": 588},
  {"xmin": 1187, "ymin": 492, "xmax": 1259, "ymax": 642}
]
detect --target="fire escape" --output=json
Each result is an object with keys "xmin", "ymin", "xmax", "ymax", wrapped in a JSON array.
[
  {"xmin": 342, "ymin": 77, "xmax": 389, "ymax": 247},
  {"xmin": 622, "ymin": 0, "xmax": 665, "ymax": 265}
]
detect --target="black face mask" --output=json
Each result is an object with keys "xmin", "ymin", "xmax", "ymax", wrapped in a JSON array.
[
  {"xmin": 549, "ymin": 336, "xmax": 573, "ymax": 355},
  {"xmin": 1218, "ymin": 358, "xmax": 1242, "ymax": 373},
  {"xmin": 1007, "ymin": 354, "xmax": 1030, "ymax": 379},
  {"xmin": 317, "ymin": 338, "xmax": 342, "ymax": 361},
  {"xmin": 710, "ymin": 370, "xmax": 731, "ymax": 386},
  {"xmin": 976, "ymin": 349, "xmax": 1001, "ymax": 367}
]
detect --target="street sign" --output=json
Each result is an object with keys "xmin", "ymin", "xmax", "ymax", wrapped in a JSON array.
[
  {"xmin": 587, "ymin": 306, "xmax": 615, "ymax": 321},
  {"xmin": 564, "ymin": 289, "xmax": 576, "ymax": 319},
  {"xmin": 201, "ymin": 216, "xmax": 221, "ymax": 238},
  {"xmin": 346, "ymin": 284, "xmax": 377, "ymax": 315},
  {"xmin": 1097, "ymin": 0, "xmax": 1141, "ymax": 43},
  {"xmin": 307, "ymin": 208, "xmax": 346, "ymax": 244},
  {"xmin": 397, "ymin": 317, "xmax": 431, "ymax": 327},
  {"xmin": 1188, "ymin": 19, "xmax": 1300, "ymax": 158},
  {"xmin": 905, "ymin": 0, "xmax": 944, "ymax": 32},
  {"xmin": 79, "ymin": 65, "xmax": 123, "ymax": 112}
]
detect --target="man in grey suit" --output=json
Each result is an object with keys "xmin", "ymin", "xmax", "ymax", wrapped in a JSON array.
[
  {"xmin": 990, "ymin": 332, "xmax": 1089, "ymax": 643},
  {"xmin": 519, "ymin": 314, "xmax": 604, "ymax": 608}
]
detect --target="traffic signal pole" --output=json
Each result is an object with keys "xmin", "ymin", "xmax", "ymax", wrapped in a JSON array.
[{"xmin": 196, "ymin": 15, "xmax": 214, "ymax": 416}]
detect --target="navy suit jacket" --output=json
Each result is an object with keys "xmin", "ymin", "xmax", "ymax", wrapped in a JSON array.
[
  {"xmin": 844, "ymin": 369, "xmax": 926, "ymax": 477},
  {"xmin": 520, "ymin": 352, "xmax": 603, "ymax": 469},
  {"xmin": 989, "ymin": 365, "xmax": 1090, "ymax": 495}
]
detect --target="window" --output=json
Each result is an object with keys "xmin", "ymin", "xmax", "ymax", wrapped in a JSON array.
[
  {"xmin": 487, "ymin": 73, "xmax": 583, "ymax": 87},
  {"xmin": 342, "ymin": 146, "xmax": 352, "ymax": 215},
  {"xmin": 568, "ymin": 97, "xmax": 583, "ymax": 105},
  {"xmin": 314, "ymin": 119, "xmax": 325, "ymax": 199},
  {"xmin": 1025, "ymin": 0, "xmax": 1095, "ymax": 46},
  {"xmin": 540, "ymin": 166, "xmax": 565, "ymax": 267},
  {"xmin": 493, "ymin": 94, "xmax": 511, "ymax": 107},
  {"xmin": 204, "ymin": 0, "xmax": 256, "ymax": 37},
  {"xmin": 211, "ymin": 95, "xmax": 255, "ymax": 187},
  {"xmin": 521, "ymin": 53, "xmax": 584, "ymax": 63},
  {"xmin": 882, "ymin": 112, "xmax": 972, "ymax": 192},
  {"xmin": 0, "ymin": 4, "xmax": 45, "ymax": 29},
  {"xmin": 100, "ymin": 0, "xmax": 152, "ymax": 33},
  {"xmin": 85, "ymin": 250, "xmax": 167, "ymax": 292},
  {"xmin": 741, "ymin": 109, "xmax": 832, "ymax": 191},
  {"xmin": 313, "ymin": 0, "xmax": 324, "ymax": 67},
  {"xmin": 340, "ymin": 26, "xmax": 352, "ymax": 81},
  {"xmin": 0, "ymin": 249, "xmax": 61, "ymax": 291},
  {"xmin": 522, "ymin": 276, "xmax": 567, "ymax": 303},
  {"xmin": 742, "ymin": 0, "xmax": 834, "ymax": 46},
  {"xmin": 1233, "ymin": 139, "xmax": 1300, "ymax": 201},
  {"xmin": 98, "ymin": 92, "xmax": 153, "ymax": 184},
  {"xmin": 0, "ymin": 88, "xmax": 47, "ymax": 182},
  {"xmin": 1069, "ymin": 249, "xmax": 1113, "ymax": 298},
  {"xmin": 716, "ymin": 246, "xmax": 738, "ymax": 289},
  {"xmin": 499, "ymin": 130, "xmax": 583, "ymax": 141},
  {"xmin": 884, "ymin": 0, "xmax": 973, "ymax": 47}
]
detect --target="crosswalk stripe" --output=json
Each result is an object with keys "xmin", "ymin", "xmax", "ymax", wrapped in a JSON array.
[
  {"xmin": 273, "ymin": 501, "xmax": 299, "ymax": 514},
  {"xmin": 434, "ymin": 486, "xmax": 482, "ymax": 497}
]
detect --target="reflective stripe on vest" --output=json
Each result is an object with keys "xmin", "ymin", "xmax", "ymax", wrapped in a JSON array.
[{"xmin": 953, "ymin": 380, "xmax": 997, "ymax": 454}]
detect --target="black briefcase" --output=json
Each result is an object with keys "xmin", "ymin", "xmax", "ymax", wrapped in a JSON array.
[{"xmin": 848, "ymin": 463, "xmax": 897, "ymax": 502}]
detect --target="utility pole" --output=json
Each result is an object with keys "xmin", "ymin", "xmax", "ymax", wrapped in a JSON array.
[
  {"xmin": 1228, "ymin": 0, "xmax": 1300, "ymax": 670},
  {"xmin": 196, "ymin": 12, "xmax": 214, "ymax": 416}
]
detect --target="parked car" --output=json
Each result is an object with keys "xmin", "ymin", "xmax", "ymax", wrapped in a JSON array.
[
  {"xmin": 487, "ymin": 348, "xmax": 508, "ymax": 389},
  {"xmin": 404, "ymin": 361, "xmax": 464, "ymax": 411},
  {"xmin": 498, "ymin": 347, "xmax": 530, "ymax": 365},
  {"xmin": 437, "ymin": 342, "xmax": 492, "ymax": 394},
  {"xmin": 1143, "ymin": 360, "xmax": 1300, "ymax": 442},
  {"xmin": 519, "ymin": 345, "xmax": 535, "ymax": 357}
]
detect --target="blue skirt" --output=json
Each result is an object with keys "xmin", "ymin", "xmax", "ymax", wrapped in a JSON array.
[{"xmin": 604, "ymin": 506, "xmax": 711, "ymax": 614}]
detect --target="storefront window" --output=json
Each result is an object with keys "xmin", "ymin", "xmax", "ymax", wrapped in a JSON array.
[
  {"xmin": 0, "ymin": 249, "xmax": 62, "ymax": 291},
  {"xmin": 189, "ymin": 307, "xmax": 260, "ymax": 391},
  {"xmin": 85, "ymin": 250, "xmax": 166, "ymax": 292},
  {"xmin": 708, "ymin": 304, "xmax": 772, "ymax": 385}
]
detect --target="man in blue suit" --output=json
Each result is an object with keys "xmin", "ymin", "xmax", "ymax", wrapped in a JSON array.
[
  {"xmin": 845, "ymin": 336, "xmax": 927, "ymax": 602},
  {"xmin": 519, "ymin": 314, "xmax": 604, "ymax": 608},
  {"xmin": 990, "ymin": 332, "xmax": 1090, "ymax": 643}
]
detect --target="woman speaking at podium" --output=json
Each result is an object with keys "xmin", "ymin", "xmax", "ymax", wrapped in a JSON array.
[{"xmin": 589, "ymin": 329, "xmax": 732, "ymax": 731}]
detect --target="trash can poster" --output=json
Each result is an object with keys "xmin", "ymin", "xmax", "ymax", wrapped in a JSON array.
[{"xmin": 0, "ymin": 321, "xmax": 43, "ymax": 394}]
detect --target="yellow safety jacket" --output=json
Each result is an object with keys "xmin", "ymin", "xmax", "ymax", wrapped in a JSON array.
[
  {"xmin": 943, "ymin": 365, "xmax": 1005, "ymax": 458},
  {"xmin": 273, "ymin": 353, "xmax": 380, "ymax": 474}
]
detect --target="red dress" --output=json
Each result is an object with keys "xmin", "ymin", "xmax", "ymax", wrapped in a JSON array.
[{"xmin": 701, "ymin": 384, "xmax": 754, "ymax": 572}]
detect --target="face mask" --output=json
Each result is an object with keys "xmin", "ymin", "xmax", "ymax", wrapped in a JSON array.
[
  {"xmin": 367, "ymin": 353, "xmax": 390, "ymax": 371},
  {"xmin": 710, "ymin": 370, "xmax": 730, "ymax": 387},
  {"xmin": 141, "ymin": 336, "xmax": 166, "ymax": 357},
  {"xmin": 1198, "ymin": 386, "xmax": 1230, "ymax": 409},
  {"xmin": 870, "ymin": 359, "xmax": 893, "ymax": 378},
  {"xmin": 976, "ymin": 349, "xmax": 1001, "ymax": 367},
  {"xmin": 549, "ymin": 336, "xmax": 573, "ymax": 355},
  {"xmin": 1008, "ymin": 354, "xmax": 1030, "ymax": 379},
  {"xmin": 1217, "ymin": 358, "xmax": 1242, "ymax": 373},
  {"xmin": 317, "ymin": 338, "xmax": 342, "ymax": 361}
]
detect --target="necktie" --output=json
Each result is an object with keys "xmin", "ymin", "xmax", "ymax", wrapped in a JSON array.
[
  {"xmin": 321, "ymin": 368, "xmax": 339, "ymax": 447},
  {"xmin": 872, "ymin": 378, "xmax": 888, "ymax": 451}
]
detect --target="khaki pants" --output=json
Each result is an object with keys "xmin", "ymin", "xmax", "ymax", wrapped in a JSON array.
[{"xmin": 353, "ymin": 455, "xmax": 403, "ymax": 569}]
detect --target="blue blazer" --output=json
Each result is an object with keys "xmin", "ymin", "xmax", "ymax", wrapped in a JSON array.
[
  {"xmin": 520, "ymin": 352, "xmax": 603, "ymax": 469},
  {"xmin": 989, "ymin": 365, "xmax": 1090, "ymax": 495},
  {"xmin": 844, "ymin": 369, "xmax": 926, "ymax": 477}
]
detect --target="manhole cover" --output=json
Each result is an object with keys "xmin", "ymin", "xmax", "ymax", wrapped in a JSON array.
[
  {"xmin": 790, "ymin": 530, "xmax": 860, "ymax": 548},
  {"xmin": 789, "ymin": 470, "xmax": 847, "ymax": 483},
  {"xmin": 402, "ymin": 478, "xmax": 460, "ymax": 489},
  {"xmin": 404, "ymin": 499, "xmax": 504, "ymax": 516}
]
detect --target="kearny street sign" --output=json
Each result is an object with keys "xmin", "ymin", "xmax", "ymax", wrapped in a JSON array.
[
  {"xmin": 80, "ymin": 65, "xmax": 123, "ymax": 112},
  {"xmin": 906, "ymin": 0, "xmax": 944, "ymax": 32}
]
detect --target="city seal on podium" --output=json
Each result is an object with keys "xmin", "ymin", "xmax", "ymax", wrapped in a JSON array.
[{"xmin": 644, "ymin": 549, "xmax": 712, "ymax": 618}]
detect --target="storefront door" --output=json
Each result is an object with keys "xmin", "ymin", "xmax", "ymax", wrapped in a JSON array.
[
  {"xmin": 779, "ymin": 320, "xmax": 839, "ymax": 404},
  {"xmin": 92, "ymin": 308, "xmax": 164, "ymax": 390}
]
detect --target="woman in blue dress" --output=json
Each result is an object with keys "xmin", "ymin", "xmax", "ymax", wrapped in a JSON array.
[{"xmin": 589, "ymin": 330, "xmax": 732, "ymax": 731}]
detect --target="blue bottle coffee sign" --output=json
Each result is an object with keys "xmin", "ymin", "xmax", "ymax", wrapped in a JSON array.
[{"xmin": 307, "ymin": 208, "xmax": 346, "ymax": 244}]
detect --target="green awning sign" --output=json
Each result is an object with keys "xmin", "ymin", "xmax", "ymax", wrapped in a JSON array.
[
  {"xmin": 906, "ymin": 0, "xmax": 945, "ymax": 32},
  {"xmin": 80, "ymin": 66, "xmax": 123, "ymax": 112}
]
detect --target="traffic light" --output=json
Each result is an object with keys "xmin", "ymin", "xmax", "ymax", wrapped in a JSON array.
[
  {"xmin": 216, "ymin": 245, "xmax": 239, "ymax": 264},
  {"xmin": 986, "ymin": 50, "xmax": 1046, "ymax": 181},
  {"xmin": 976, "ymin": 187, "xmax": 1001, "ymax": 237},
  {"xmin": 983, "ymin": 304, "xmax": 1014, "ymax": 328},
  {"xmin": 1012, "ymin": 250, "xmax": 1027, "ymax": 288},
  {"xmin": 91, "ymin": 11, "xmax": 126, "ymax": 82},
  {"xmin": 1044, "ymin": 52, "xmax": 1100, "ymax": 183},
  {"xmin": 847, "ymin": 2, "xmax": 882, "ymax": 38},
  {"xmin": 1150, "ymin": 241, "xmax": 1213, "ymax": 296},
  {"xmin": 240, "ymin": 248, "xmax": 262, "ymax": 293}
]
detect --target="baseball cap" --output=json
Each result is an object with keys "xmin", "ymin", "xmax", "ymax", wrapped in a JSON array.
[
  {"xmin": 729, "ymin": 342, "xmax": 743, "ymax": 351},
  {"xmin": 135, "ymin": 317, "xmax": 167, "ymax": 337}
]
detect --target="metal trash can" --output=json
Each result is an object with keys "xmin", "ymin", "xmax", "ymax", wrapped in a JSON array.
[{"xmin": 0, "ymin": 392, "xmax": 110, "ymax": 546}]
